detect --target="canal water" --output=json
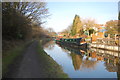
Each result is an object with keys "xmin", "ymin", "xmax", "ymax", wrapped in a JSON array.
[{"xmin": 43, "ymin": 41, "xmax": 120, "ymax": 78}]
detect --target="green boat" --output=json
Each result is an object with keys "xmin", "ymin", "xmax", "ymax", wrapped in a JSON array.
[{"xmin": 55, "ymin": 38, "xmax": 87, "ymax": 48}]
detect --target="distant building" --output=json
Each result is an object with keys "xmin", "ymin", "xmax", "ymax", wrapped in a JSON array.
[
  {"xmin": 91, "ymin": 24, "xmax": 106, "ymax": 42},
  {"xmin": 57, "ymin": 32, "xmax": 70, "ymax": 38}
]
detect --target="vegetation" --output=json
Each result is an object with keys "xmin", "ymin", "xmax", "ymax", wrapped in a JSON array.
[
  {"xmin": 105, "ymin": 20, "xmax": 118, "ymax": 34},
  {"xmin": 71, "ymin": 15, "xmax": 83, "ymax": 36},
  {"xmin": 88, "ymin": 28, "xmax": 95, "ymax": 36},
  {"xmin": 2, "ymin": 2, "xmax": 69, "ymax": 78},
  {"xmin": 104, "ymin": 11, "xmax": 120, "ymax": 35},
  {"xmin": 2, "ymin": 2, "xmax": 56, "ymax": 76},
  {"xmin": 119, "ymin": 12, "xmax": 120, "ymax": 20},
  {"xmin": 3, "ymin": 40, "xmax": 34, "ymax": 75},
  {"xmin": 46, "ymin": 28, "xmax": 57, "ymax": 37},
  {"xmin": 61, "ymin": 14, "xmax": 119, "ymax": 38},
  {"xmin": 82, "ymin": 18, "xmax": 97, "ymax": 36},
  {"xmin": 2, "ymin": 2, "xmax": 48, "ymax": 40},
  {"xmin": 2, "ymin": 2, "xmax": 50, "ymax": 52},
  {"xmin": 62, "ymin": 15, "xmax": 97, "ymax": 37}
]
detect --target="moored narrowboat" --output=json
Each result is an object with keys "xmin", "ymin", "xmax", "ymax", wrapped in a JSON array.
[{"xmin": 55, "ymin": 37, "xmax": 88, "ymax": 48}]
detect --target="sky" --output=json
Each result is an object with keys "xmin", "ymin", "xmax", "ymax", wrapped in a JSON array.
[{"xmin": 42, "ymin": 2, "xmax": 118, "ymax": 32}]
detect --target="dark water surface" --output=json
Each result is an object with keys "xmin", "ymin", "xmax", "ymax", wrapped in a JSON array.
[{"xmin": 43, "ymin": 41, "xmax": 120, "ymax": 78}]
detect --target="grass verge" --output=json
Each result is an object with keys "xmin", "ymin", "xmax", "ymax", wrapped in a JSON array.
[
  {"xmin": 37, "ymin": 40, "xmax": 70, "ymax": 78},
  {"xmin": 2, "ymin": 40, "xmax": 34, "ymax": 75}
]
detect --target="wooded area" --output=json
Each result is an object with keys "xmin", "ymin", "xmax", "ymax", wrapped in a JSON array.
[{"xmin": 2, "ymin": 2, "xmax": 52, "ymax": 52}]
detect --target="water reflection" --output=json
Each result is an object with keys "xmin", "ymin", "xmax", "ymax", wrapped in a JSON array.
[
  {"xmin": 70, "ymin": 53, "xmax": 83, "ymax": 70},
  {"xmin": 44, "ymin": 41, "xmax": 55, "ymax": 50},
  {"xmin": 44, "ymin": 41, "xmax": 120, "ymax": 78},
  {"xmin": 57, "ymin": 42, "xmax": 120, "ymax": 71},
  {"xmin": 81, "ymin": 57, "xmax": 98, "ymax": 70}
]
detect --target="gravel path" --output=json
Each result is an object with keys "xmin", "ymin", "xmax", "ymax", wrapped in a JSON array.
[{"xmin": 4, "ymin": 41, "xmax": 48, "ymax": 78}]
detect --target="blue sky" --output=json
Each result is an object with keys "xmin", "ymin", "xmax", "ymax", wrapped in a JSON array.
[{"xmin": 42, "ymin": 2, "xmax": 118, "ymax": 32}]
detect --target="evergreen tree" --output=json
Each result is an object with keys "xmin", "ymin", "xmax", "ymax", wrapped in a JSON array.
[{"xmin": 71, "ymin": 15, "xmax": 82, "ymax": 36}]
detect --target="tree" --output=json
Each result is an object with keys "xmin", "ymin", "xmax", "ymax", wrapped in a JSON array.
[
  {"xmin": 119, "ymin": 12, "xmax": 120, "ymax": 20},
  {"xmin": 66, "ymin": 24, "xmax": 73, "ymax": 33},
  {"xmin": 82, "ymin": 18, "xmax": 96, "ymax": 29},
  {"xmin": 2, "ymin": 7, "xmax": 30, "ymax": 39},
  {"xmin": 105, "ymin": 20, "xmax": 118, "ymax": 34},
  {"xmin": 61, "ymin": 24, "xmax": 72, "ymax": 34},
  {"xmin": 82, "ymin": 18, "xmax": 97, "ymax": 36},
  {"xmin": 46, "ymin": 28, "xmax": 56, "ymax": 37},
  {"xmin": 88, "ymin": 28, "xmax": 95, "ymax": 36},
  {"xmin": 2, "ymin": 2, "xmax": 49, "ymax": 40},
  {"xmin": 2, "ymin": 2, "xmax": 49, "ymax": 23},
  {"xmin": 71, "ymin": 15, "xmax": 82, "ymax": 36}
]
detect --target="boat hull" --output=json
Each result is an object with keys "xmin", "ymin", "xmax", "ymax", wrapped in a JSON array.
[{"xmin": 56, "ymin": 40, "xmax": 88, "ymax": 50}]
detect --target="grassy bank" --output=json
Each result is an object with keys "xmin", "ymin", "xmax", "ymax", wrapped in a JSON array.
[
  {"xmin": 37, "ymin": 40, "xmax": 70, "ymax": 78},
  {"xmin": 2, "ymin": 40, "xmax": 34, "ymax": 75}
]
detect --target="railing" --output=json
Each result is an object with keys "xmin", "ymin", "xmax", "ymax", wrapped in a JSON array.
[
  {"xmin": 89, "ymin": 38, "xmax": 120, "ymax": 52},
  {"xmin": 96, "ymin": 38, "xmax": 120, "ymax": 46}
]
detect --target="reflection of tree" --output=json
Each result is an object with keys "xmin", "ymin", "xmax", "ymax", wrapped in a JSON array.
[
  {"xmin": 79, "ymin": 50, "xmax": 98, "ymax": 70},
  {"xmin": 81, "ymin": 58, "xmax": 98, "ymax": 70},
  {"xmin": 104, "ymin": 58, "xmax": 119, "ymax": 72},
  {"xmin": 70, "ymin": 53, "xmax": 83, "ymax": 70},
  {"xmin": 44, "ymin": 41, "xmax": 55, "ymax": 50}
]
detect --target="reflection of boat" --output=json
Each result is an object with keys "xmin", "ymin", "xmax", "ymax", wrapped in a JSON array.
[
  {"xmin": 56, "ymin": 41, "xmax": 87, "ymax": 55},
  {"xmin": 56, "ymin": 42, "xmax": 86, "ymax": 70},
  {"xmin": 55, "ymin": 38, "xmax": 88, "ymax": 48},
  {"xmin": 56, "ymin": 41, "xmax": 87, "ymax": 53}
]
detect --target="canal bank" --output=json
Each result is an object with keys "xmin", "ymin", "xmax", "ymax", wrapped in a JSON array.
[
  {"xmin": 37, "ymin": 40, "xmax": 69, "ymax": 78},
  {"xmin": 3, "ymin": 39, "xmax": 69, "ymax": 78}
]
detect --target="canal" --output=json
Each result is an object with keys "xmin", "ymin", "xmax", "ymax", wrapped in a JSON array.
[{"xmin": 43, "ymin": 41, "xmax": 120, "ymax": 78}]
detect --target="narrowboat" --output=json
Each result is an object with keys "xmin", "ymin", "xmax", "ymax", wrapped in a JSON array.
[{"xmin": 55, "ymin": 37, "xmax": 88, "ymax": 48}]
